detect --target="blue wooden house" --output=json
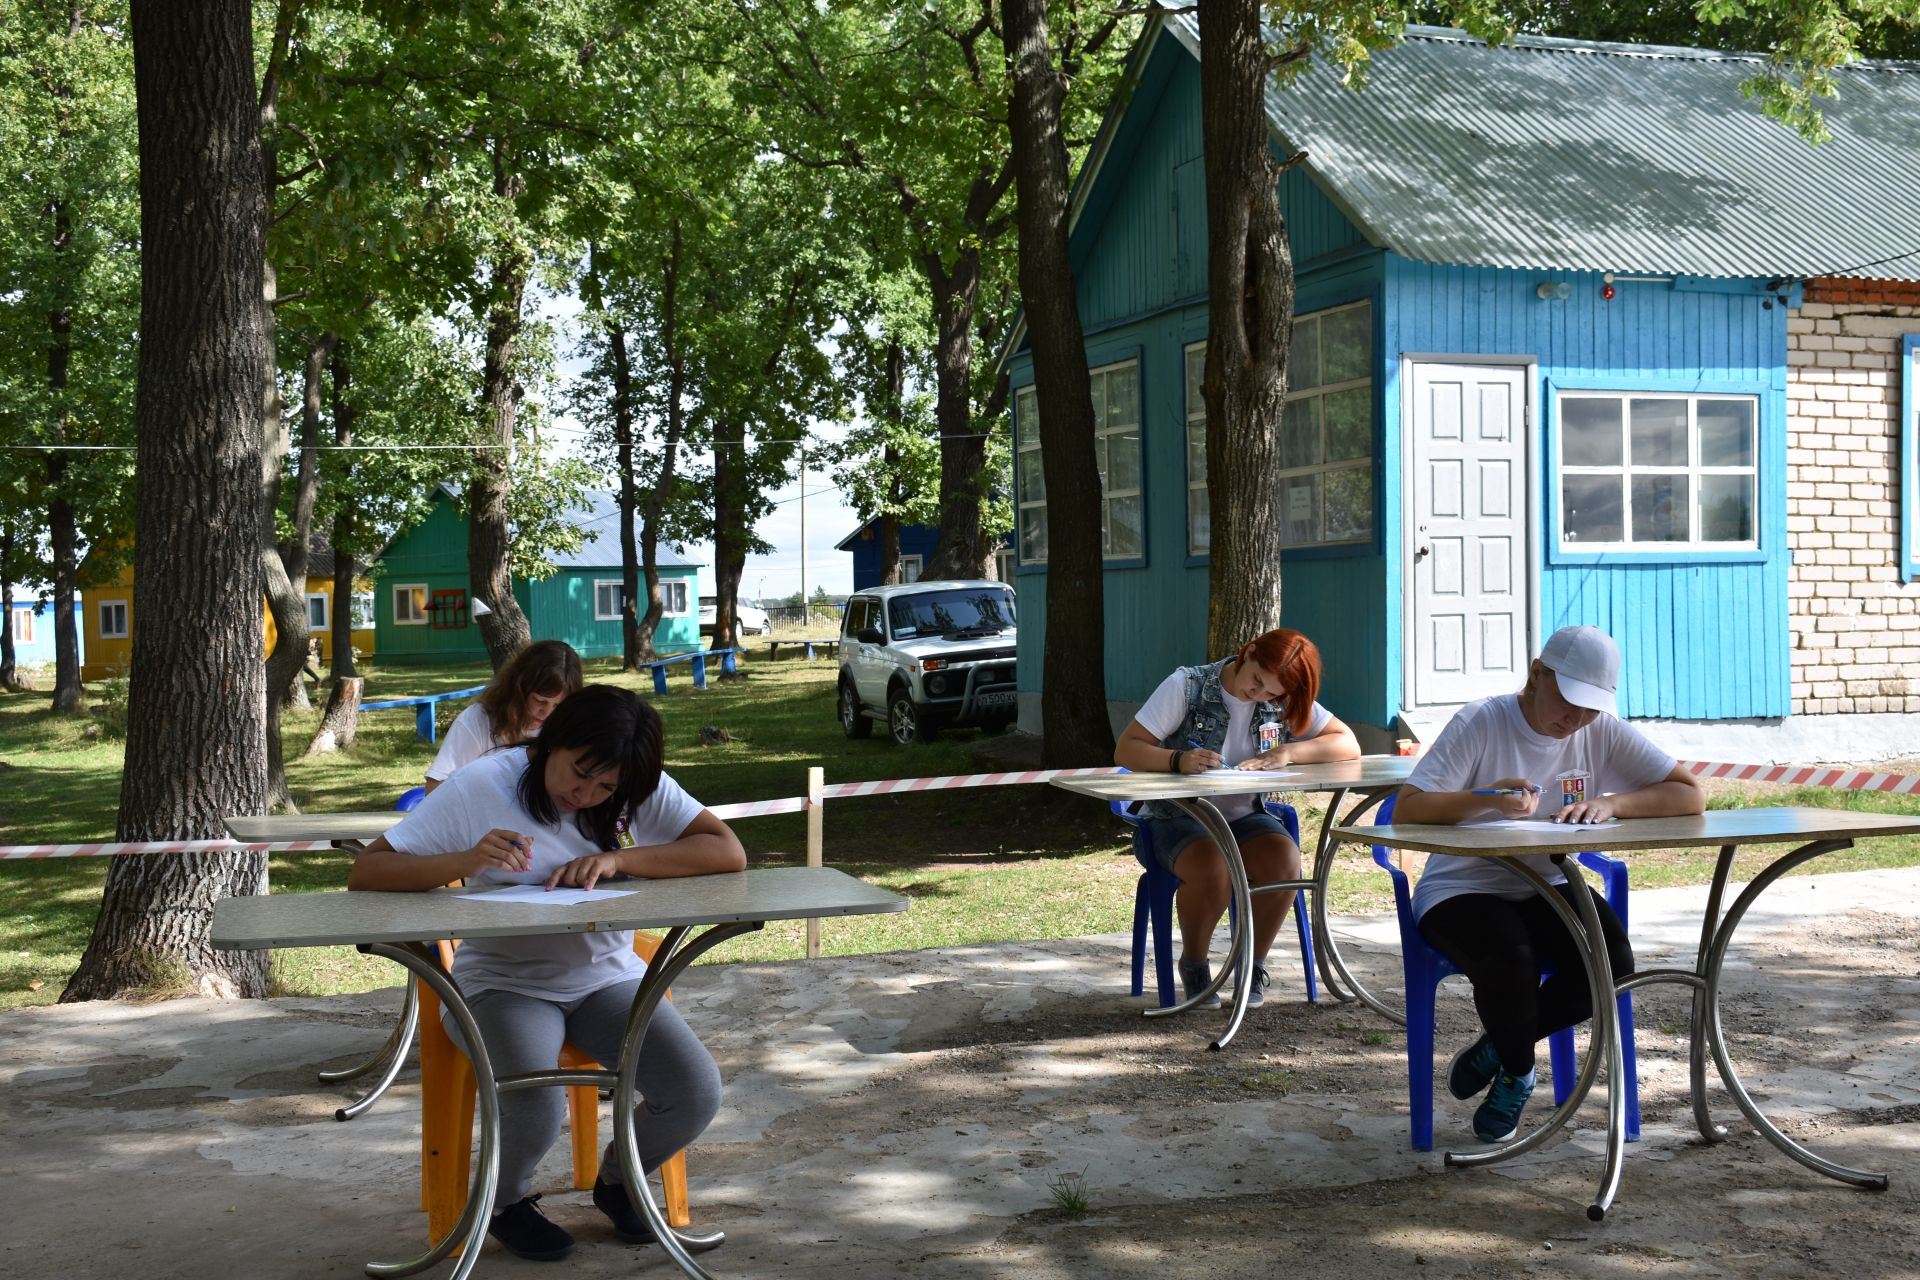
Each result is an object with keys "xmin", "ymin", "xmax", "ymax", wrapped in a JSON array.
[
  {"xmin": 373, "ymin": 487, "xmax": 702, "ymax": 666},
  {"xmin": 999, "ymin": 15, "xmax": 1920, "ymax": 747},
  {"xmin": 6, "ymin": 595, "xmax": 82, "ymax": 670},
  {"xmin": 837, "ymin": 517, "xmax": 1016, "ymax": 590}
]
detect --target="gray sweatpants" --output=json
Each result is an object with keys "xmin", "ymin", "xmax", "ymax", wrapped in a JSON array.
[{"xmin": 448, "ymin": 977, "xmax": 723, "ymax": 1206}]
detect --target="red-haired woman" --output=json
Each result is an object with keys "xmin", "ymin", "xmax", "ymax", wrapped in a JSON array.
[{"xmin": 1114, "ymin": 629, "xmax": 1360, "ymax": 1007}]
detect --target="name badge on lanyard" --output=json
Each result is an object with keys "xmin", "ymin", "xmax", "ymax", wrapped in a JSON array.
[
  {"xmin": 1257, "ymin": 721, "xmax": 1283, "ymax": 754},
  {"xmin": 613, "ymin": 815, "xmax": 638, "ymax": 849}
]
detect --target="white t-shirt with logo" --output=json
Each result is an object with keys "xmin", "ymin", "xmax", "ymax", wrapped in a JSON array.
[
  {"xmin": 1404, "ymin": 694, "xmax": 1675, "ymax": 919},
  {"xmin": 425, "ymin": 703, "xmax": 506, "ymax": 782},
  {"xmin": 1134, "ymin": 669, "xmax": 1334, "ymax": 818},
  {"xmin": 385, "ymin": 748, "xmax": 705, "ymax": 1001}
]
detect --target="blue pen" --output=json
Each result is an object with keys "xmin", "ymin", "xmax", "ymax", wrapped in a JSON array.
[{"xmin": 1472, "ymin": 786, "xmax": 1540, "ymax": 796}]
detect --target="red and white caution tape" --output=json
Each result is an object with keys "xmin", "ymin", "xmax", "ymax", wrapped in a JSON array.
[
  {"xmin": 0, "ymin": 838, "xmax": 339, "ymax": 861},
  {"xmin": 707, "ymin": 796, "xmax": 809, "ymax": 820},
  {"xmin": 9, "ymin": 760, "xmax": 1912, "ymax": 861},
  {"xmin": 819, "ymin": 765, "xmax": 1121, "ymax": 800},
  {"xmin": 1681, "ymin": 760, "xmax": 1920, "ymax": 795}
]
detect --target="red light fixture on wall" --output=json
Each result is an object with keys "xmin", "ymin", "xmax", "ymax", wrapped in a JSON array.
[{"xmin": 1601, "ymin": 283, "xmax": 1616, "ymax": 300}]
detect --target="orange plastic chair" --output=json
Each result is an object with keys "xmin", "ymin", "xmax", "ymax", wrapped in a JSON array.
[{"xmin": 417, "ymin": 931, "xmax": 691, "ymax": 1243}]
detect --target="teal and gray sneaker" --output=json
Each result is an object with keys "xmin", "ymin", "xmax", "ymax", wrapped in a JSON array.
[
  {"xmin": 1472, "ymin": 1067, "xmax": 1537, "ymax": 1142},
  {"xmin": 1447, "ymin": 1034, "xmax": 1503, "ymax": 1101}
]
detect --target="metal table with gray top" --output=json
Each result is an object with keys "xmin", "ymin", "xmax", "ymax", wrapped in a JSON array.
[
  {"xmin": 212, "ymin": 866, "xmax": 907, "ymax": 1280},
  {"xmin": 226, "ymin": 810, "xmax": 412, "ymax": 1118},
  {"xmin": 1337, "ymin": 805, "xmax": 1920, "ymax": 1222}
]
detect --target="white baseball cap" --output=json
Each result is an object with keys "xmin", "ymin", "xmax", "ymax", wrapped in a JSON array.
[{"xmin": 1539, "ymin": 625, "xmax": 1620, "ymax": 716}]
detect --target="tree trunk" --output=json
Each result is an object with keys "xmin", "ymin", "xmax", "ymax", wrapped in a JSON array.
[
  {"xmin": 64, "ymin": 0, "xmax": 271, "ymax": 1003},
  {"xmin": 918, "ymin": 251, "xmax": 993, "ymax": 580},
  {"xmin": 0, "ymin": 532, "xmax": 17, "ymax": 693},
  {"xmin": 46, "ymin": 189, "xmax": 84, "ymax": 713},
  {"xmin": 306, "ymin": 675, "xmax": 363, "ymax": 755},
  {"xmin": 328, "ymin": 340, "xmax": 358, "ymax": 681},
  {"xmin": 879, "ymin": 341, "xmax": 904, "ymax": 585},
  {"xmin": 608, "ymin": 312, "xmax": 645, "ymax": 670},
  {"xmin": 1002, "ymin": 0, "xmax": 1115, "ymax": 766},
  {"xmin": 468, "ymin": 139, "xmax": 534, "ymax": 671},
  {"xmin": 712, "ymin": 421, "xmax": 745, "ymax": 653},
  {"xmin": 635, "ymin": 222, "xmax": 687, "ymax": 664},
  {"xmin": 1199, "ymin": 1, "xmax": 1295, "ymax": 657}
]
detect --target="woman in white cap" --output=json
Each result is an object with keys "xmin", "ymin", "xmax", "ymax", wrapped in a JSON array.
[{"xmin": 1391, "ymin": 625, "xmax": 1703, "ymax": 1143}]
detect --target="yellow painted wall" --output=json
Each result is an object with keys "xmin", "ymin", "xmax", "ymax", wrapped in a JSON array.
[{"xmin": 80, "ymin": 569, "xmax": 376, "ymax": 683}]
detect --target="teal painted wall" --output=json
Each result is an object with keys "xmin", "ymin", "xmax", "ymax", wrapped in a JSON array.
[
  {"xmin": 1013, "ymin": 42, "xmax": 1392, "ymax": 729},
  {"xmin": 1016, "ymin": 30, "xmax": 1792, "ymax": 729},
  {"xmin": 526, "ymin": 567, "xmax": 702, "ymax": 659},
  {"xmin": 1384, "ymin": 259, "xmax": 1791, "ymax": 720},
  {"xmin": 374, "ymin": 492, "xmax": 705, "ymax": 667}
]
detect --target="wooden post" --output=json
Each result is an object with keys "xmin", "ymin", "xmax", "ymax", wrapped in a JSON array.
[{"xmin": 805, "ymin": 765, "xmax": 824, "ymax": 959}]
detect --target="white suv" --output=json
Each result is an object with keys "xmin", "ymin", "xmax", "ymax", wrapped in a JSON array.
[
  {"xmin": 699, "ymin": 595, "xmax": 771, "ymax": 637},
  {"xmin": 838, "ymin": 580, "xmax": 1018, "ymax": 744}
]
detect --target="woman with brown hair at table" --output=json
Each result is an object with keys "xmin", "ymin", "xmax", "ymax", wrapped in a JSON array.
[
  {"xmin": 424, "ymin": 639, "xmax": 584, "ymax": 793},
  {"xmin": 1113, "ymin": 628, "xmax": 1361, "ymax": 1008},
  {"xmin": 352, "ymin": 685, "xmax": 744, "ymax": 1260}
]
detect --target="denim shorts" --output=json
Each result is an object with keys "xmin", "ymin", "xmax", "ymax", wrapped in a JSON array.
[{"xmin": 1139, "ymin": 809, "xmax": 1292, "ymax": 875}]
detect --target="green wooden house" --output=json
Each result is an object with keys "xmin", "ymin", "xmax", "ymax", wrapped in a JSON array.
[{"xmin": 372, "ymin": 486, "xmax": 703, "ymax": 665}]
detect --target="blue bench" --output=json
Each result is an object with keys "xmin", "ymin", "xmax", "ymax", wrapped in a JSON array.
[
  {"xmin": 361, "ymin": 684, "xmax": 487, "ymax": 744},
  {"xmin": 765, "ymin": 637, "xmax": 840, "ymax": 661},
  {"xmin": 641, "ymin": 648, "xmax": 743, "ymax": 694}
]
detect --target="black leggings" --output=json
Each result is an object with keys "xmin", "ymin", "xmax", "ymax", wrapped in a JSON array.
[{"xmin": 1416, "ymin": 881, "xmax": 1634, "ymax": 1076}]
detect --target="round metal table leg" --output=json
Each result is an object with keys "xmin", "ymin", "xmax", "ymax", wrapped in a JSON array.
[
  {"xmin": 1442, "ymin": 858, "xmax": 1617, "ymax": 1213},
  {"xmin": 1151, "ymin": 797, "xmax": 1256, "ymax": 1049},
  {"xmin": 361, "ymin": 944, "xmax": 500, "ymax": 1280},
  {"xmin": 328, "ymin": 974, "xmax": 421, "ymax": 1122},
  {"xmin": 1311, "ymin": 787, "xmax": 1403, "ymax": 1024},
  {"xmin": 1703, "ymin": 838, "xmax": 1889, "ymax": 1191}
]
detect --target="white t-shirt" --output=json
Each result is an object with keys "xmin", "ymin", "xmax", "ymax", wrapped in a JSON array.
[
  {"xmin": 1404, "ymin": 694, "xmax": 1675, "ymax": 919},
  {"xmin": 1134, "ymin": 669, "xmax": 1334, "ymax": 818},
  {"xmin": 425, "ymin": 703, "xmax": 507, "ymax": 782},
  {"xmin": 385, "ymin": 748, "xmax": 706, "ymax": 1001}
]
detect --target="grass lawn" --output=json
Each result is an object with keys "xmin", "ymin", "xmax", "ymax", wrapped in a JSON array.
[{"xmin": 3, "ymin": 656, "xmax": 1918, "ymax": 1010}]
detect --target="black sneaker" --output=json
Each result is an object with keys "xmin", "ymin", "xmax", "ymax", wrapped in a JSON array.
[
  {"xmin": 1234, "ymin": 963, "xmax": 1270, "ymax": 1008},
  {"xmin": 489, "ymin": 1193, "xmax": 575, "ymax": 1261},
  {"xmin": 592, "ymin": 1173, "xmax": 658, "ymax": 1244}
]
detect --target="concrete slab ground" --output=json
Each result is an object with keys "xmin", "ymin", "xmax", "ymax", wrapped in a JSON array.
[{"xmin": 4, "ymin": 868, "xmax": 1919, "ymax": 1280}]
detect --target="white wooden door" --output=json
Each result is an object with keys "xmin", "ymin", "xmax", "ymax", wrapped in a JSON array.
[{"xmin": 1407, "ymin": 362, "xmax": 1530, "ymax": 709}]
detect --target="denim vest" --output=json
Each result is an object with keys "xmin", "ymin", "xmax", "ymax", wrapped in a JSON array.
[{"xmin": 1138, "ymin": 657, "xmax": 1292, "ymax": 821}]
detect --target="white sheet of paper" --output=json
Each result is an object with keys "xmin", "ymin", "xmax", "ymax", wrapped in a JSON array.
[
  {"xmin": 1193, "ymin": 768, "xmax": 1299, "ymax": 780},
  {"xmin": 467, "ymin": 885, "xmax": 638, "ymax": 905},
  {"xmin": 1482, "ymin": 818, "xmax": 1621, "ymax": 831}
]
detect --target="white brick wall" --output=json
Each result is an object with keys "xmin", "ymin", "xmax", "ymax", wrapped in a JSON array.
[{"xmin": 1787, "ymin": 300, "xmax": 1920, "ymax": 715}]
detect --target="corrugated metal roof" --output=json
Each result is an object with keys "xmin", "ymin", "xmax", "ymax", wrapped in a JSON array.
[
  {"xmin": 557, "ymin": 489, "xmax": 698, "ymax": 571},
  {"xmin": 1162, "ymin": 16, "xmax": 1920, "ymax": 280}
]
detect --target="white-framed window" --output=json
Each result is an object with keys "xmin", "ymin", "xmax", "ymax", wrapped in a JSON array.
[
  {"xmin": 11, "ymin": 608, "xmax": 33, "ymax": 644},
  {"xmin": 306, "ymin": 592, "xmax": 328, "ymax": 630},
  {"xmin": 1556, "ymin": 391, "xmax": 1758, "ymax": 549},
  {"xmin": 392, "ymin": 584, "xmax": 428, "ymax": 625},
  {"xmin": 99, "ymin": 599, "xmax": 128, "ymax": 639},
  {"xmin": 1184, "ymin": 342, "xmax": 1209, "ymax": 554},
  {"xmin": 1014, "ymin": 358, "xmax": 1144, "ymax": 564},
  {"xmin": 899, "ymin": 554, "xmax": 923, "ymax": 583},
  {"xmin": 660, "ymin": 579, "xmax": 690, "ymax": 616},
  {"xmin": 350, "ymin": 591, "xmax": 375, "ymax": 630},
  {"xmin": 1277, "ymin": 301, "xmax": 1373, "ymax": 548},
  {"xmin": 594, "ymin": 579, "xmax": 624, "ymax": 621},
  {"xmin": 993, "ymin": 548, "xmax": 1015, "ymax": 583}
]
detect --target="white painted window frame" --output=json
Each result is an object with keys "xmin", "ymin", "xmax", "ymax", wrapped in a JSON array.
[
  {"xmin": 392, "ymin": 584, "xmax": 429, "ymax": 626},
  {"xmin": 1554, "ymin": 389, "xmax": 1761, "ymax": 552}
]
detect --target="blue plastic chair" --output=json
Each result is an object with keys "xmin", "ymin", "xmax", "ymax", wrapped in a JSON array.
[
  {"xmin": 1111, "ymin": 798, "xmax": 1317, "ymax": 1007},
  {"xmin": 396, "ymin": 786, "xmax": 426, "ymax": 812},
  {"xmin": 1370, "ymin": 791, "xmax": 1641, "ymax": 1150}
]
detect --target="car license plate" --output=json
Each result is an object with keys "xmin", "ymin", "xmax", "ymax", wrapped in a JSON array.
[{"xmin": 976, "ymin": 690, "xmax": 1015, "ymax": 708}]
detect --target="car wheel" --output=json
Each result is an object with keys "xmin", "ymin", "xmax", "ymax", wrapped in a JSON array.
[
  {"xmin": 888, "ymin": 690, "xmax": 936, "ymax": 745},
  {"xmin": 840, "ymin": 682, "xmax": 873, "ymax": 739}
]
